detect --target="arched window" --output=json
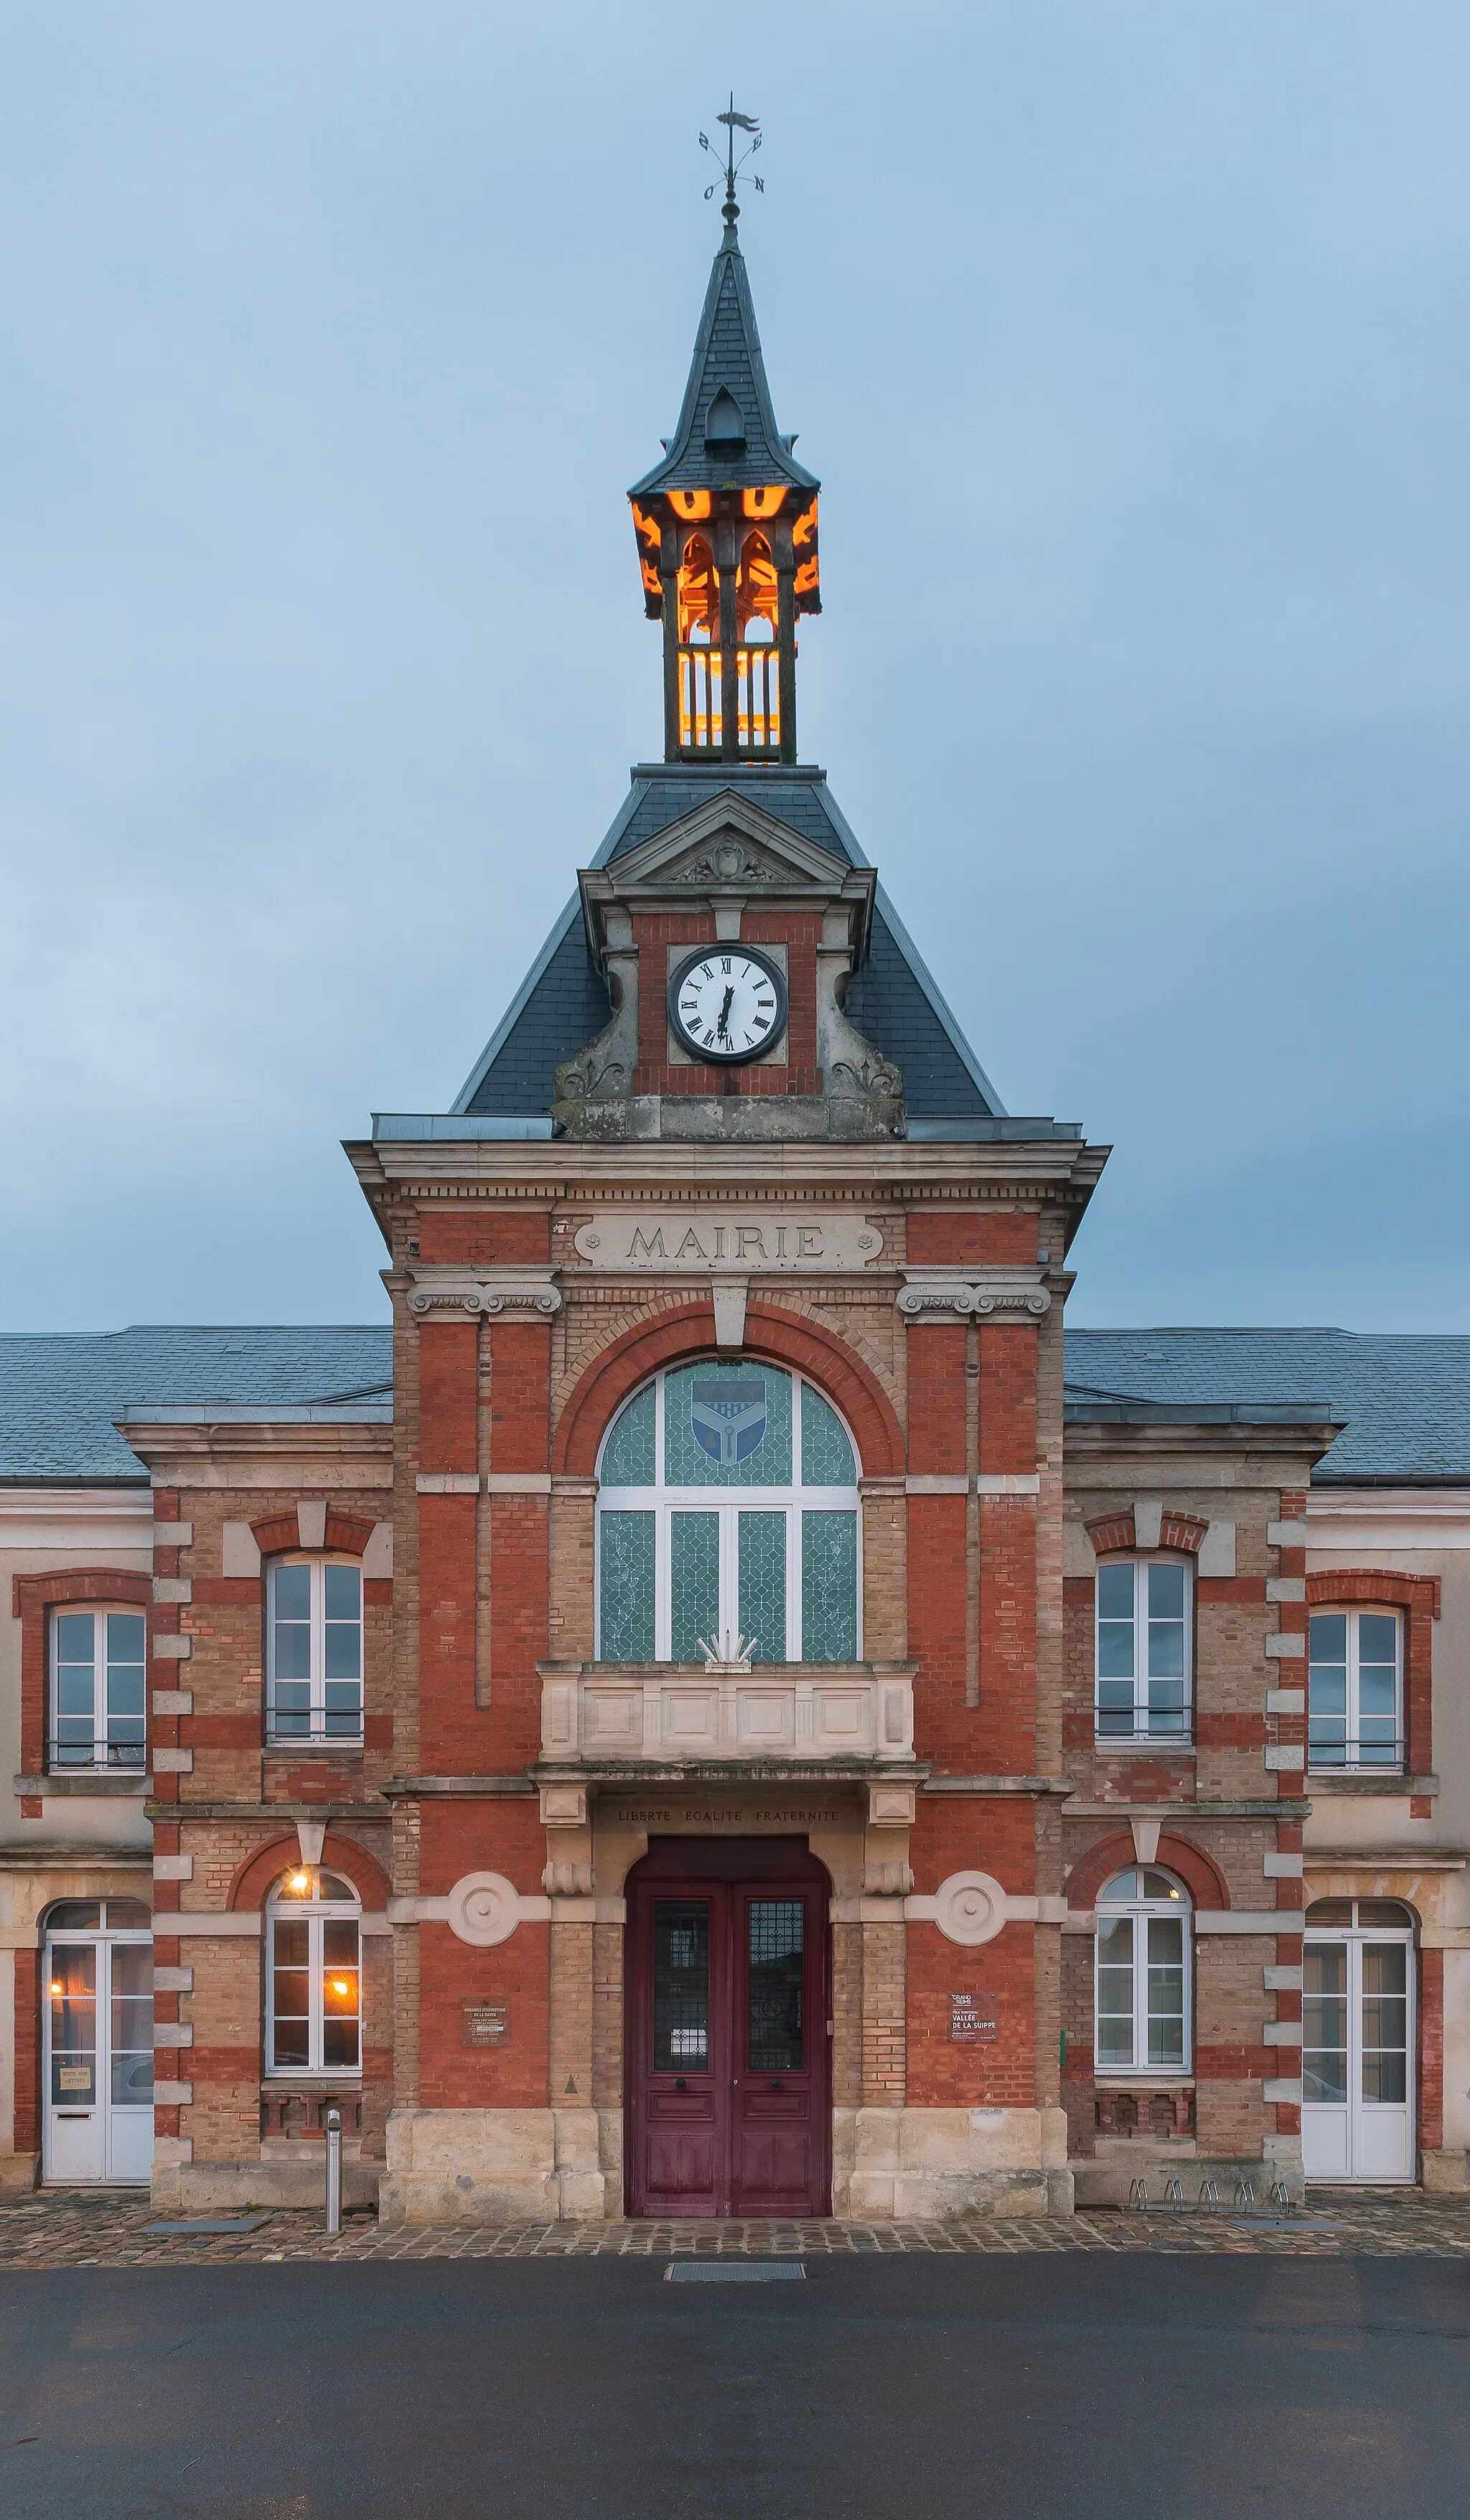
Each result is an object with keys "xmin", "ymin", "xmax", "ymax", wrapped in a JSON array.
[
  {"xmin": 596, "ymin": 1360, "xmax": 861, "ymax": 1664},
  {"xmin": 266, "ymin": 1867, "xmax": 361, "ymax": 2074},
  {"xmin": 266, "ymin": 1559, "xmax": 363, "ymax": 1746},
  {"xmin": 1095, "ymin": 1867, "xmax": 1192, "ymax": 2074}
]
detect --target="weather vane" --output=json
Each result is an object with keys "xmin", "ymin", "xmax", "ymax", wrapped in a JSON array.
[{"xmin": 699, "ymin": 96, "xmax": 763, "ymax": 225}]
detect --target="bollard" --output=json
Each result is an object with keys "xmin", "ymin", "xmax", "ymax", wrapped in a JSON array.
[{"xmin": 324, "ymin": 2107, "xmax": 342, "ymax": 2235}]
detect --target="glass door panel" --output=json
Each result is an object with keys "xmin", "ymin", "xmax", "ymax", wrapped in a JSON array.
[
  {"xmin": 44, "ymin": 1930, "xmax": 153, "ymax": 2185},
  {"xmin": 46, "ymin": 1941, "xmax": 103, "ymax": 2181},
  {"xmin": 1302, "ymin": 1931, "xmax": 1413, "ymax": 2183},
  {"xmin": 106, "ymin": 1940, "xmax": 154, "ymax": 2179}
]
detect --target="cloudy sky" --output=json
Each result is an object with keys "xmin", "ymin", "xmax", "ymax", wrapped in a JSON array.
[{"xmin": 3, "ymin": 3, "xmax": 1468, "ymax": 1334}]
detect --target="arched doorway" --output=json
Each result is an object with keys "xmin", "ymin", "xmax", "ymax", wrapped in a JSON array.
[{"xmin": 624, "ymin": 1838, "xmax": 832, "ymax": 2219}]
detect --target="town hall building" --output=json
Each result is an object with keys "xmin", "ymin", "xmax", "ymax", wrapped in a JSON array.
[{"xmin": 3, "ymin": 187, "xmax": 1468, "ymax": 2221}]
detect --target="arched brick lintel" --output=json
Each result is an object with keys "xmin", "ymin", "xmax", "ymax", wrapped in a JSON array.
[
  {"xmin": 1304, "ymin": 1570, "xmax": 1441, "ymax": 1619},
  {"xmin": 250, "ymin": 1511, "xmax": 377, "ymax": 1558},
  {"xmin": 227, "ymin": 1830, "xmax": 391, "ymax": 1914},
  {"xmin": 1305, "ymin": 1568, "xmax": 1439, "ymax": 1775},
  {"xmin": 552, "ymin": 1297, "xmax": 905, "ymax": 1478},
  {"xmin": 1067, "ymin": 1828, "xmax": 1230, "ymax": 1912}
]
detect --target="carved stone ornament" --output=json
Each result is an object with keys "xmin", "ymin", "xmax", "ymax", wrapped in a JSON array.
[
  {"xmin": 407, "ymin": 1268, "xmax": 562, "ymax": 1321},
  {"xmin": 668, "ymin": 831, "xmax": 785, "ymax": 887},
  {"xmin": 930, "ymin": 1870, "xmax": 1009, "ymax": 1949},
  {"xmin": 896, "ymin": 1269, "xmax": 1052, "ymax": 1324},
  {"xmin": 444, "ymin": 1872, "xmax": 522, "ymax": 1948}
]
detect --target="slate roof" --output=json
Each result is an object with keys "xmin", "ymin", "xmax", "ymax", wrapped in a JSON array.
[
  {"xmin": 454, "ymin": 766, "xmax": 1008, "ymax": 1123},
  {"xmin": 0, "ymin": 1326, "xmax": 393, "ymax": 1482},
  {"xmin": 628, "ymin": 222, "xmax": 818, "ymax": 499},
  {"xmin": 1064, "ymin": 1329, "xmax": 1470, "ymax": 1484}
]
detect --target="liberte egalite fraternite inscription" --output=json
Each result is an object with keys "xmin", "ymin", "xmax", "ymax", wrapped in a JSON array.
[{"xmin": 572, "ymin": 1212, "xmax": 883, "ymax": 1271}]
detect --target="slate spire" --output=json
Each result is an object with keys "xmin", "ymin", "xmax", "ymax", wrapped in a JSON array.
[
  {"xmin": 628, "ymin": 202, "xmax": 818, "ymax": 501},
  {"xmin": 629, "ymin": 151, "xmax": 821, "ymax": 765}
]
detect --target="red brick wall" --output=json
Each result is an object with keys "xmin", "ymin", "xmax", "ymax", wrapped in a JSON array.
[
  {"xmin": 907, "ymin": 1215, "xmax": 1039, "ymax": 1264},
  {"xmin": 907, "ymin": 1802, "xmax": 1036, "ymax": 2105},
  {"xmin": 417, "ymin": 1802, "xmax": 548, "ymax": 2108}
]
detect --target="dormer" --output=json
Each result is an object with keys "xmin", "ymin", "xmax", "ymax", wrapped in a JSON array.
[{"xmin": 551, "ymin": 791, "xmax": 902, "ymax": 1146}]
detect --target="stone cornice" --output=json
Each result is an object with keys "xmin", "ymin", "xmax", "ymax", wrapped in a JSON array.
[
  {"xmin": 118, "ymin": 1422, "xmax": 393, "ymax": 1481},
  {"xmin": 347, "ymin": 1139, "xmax": 1108, "ymax": 1199}
]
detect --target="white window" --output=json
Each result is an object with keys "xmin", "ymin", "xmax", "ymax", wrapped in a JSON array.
[
  {"xmin": 596, "ymin": 1362, "xmax": 861, "ymax": 1664},
  {"xmin": 50, "ymin": 1607, "xmax": 147, "ymax": 1770},
  {"xmin": 266, "ymin": 1559, "xmax": 363, "ymax": 1745},
  {"xmin": 1095, "ymin": 1558, "xmax": 1192, "ymax": 1741},
  {"xmin": 1309, "ymin": 1609, "xmax": 1402, "ymax": 1770},
  {"xmin": 266, "ymin": 1868, "xmax": 361, "ymax": 2074},
  {"xmin": 1095, "ymin": 1868, "xmax": 1192, "ymax": 2073}
]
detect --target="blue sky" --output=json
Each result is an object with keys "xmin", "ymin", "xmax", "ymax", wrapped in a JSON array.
[{"xmin": 3, "ymin": 2, "xmax": 1468, "ymax": 1332}]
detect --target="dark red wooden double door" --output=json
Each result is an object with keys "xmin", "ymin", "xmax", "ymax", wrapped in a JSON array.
[{"xmin": 625, "ymin": 1839, "xmax": 830, "ymax": 2219}]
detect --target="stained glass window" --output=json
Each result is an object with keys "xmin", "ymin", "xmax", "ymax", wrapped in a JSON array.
[
  {"xmin": 596, "ymin": 1365, "xmax": 861, "ymax": 1661},
  {"xmin": 599, "ymin": 1512, "xmax": 655, "ymax": 1660},
  {"xmin": 670, "ymin": 1514, "xmax": 720, "ymax": 1661},
  {"xmin": 802, "ymin": 1512, "xmax": 858, "ymax": 1662},
  {"xmin": 663, "ymin": 1360, "xmax": 791, "ymax": 1487},
  {"xmin": 801, "ymin": 1385, "xmax": 856, "ymax": 1486},
  {"xmin": 738, "ymin": 1512, "xmax": 787, "ymax": 1665}
]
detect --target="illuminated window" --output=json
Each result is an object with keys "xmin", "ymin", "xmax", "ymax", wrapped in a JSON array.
[
  {"xmin": 1309, "ymin": 1609, "xmax": 1403, "ymax": 1770},
  {"xmin": 266, "ymin": 1869, "xmax": 361, "ymax": 2074},
  {"xmin": 50, "ymin": 1608, "xmax": 147, "ymax": 1770},
  {"xmin": 266, "ymin": 1559, "xmax": 363, "ymax": 1746},
  {"xmin": 1095, "ymin": 1869, "xmax": 1192, "ymax": 2074},
  {"xmin": 596, "ymin": 1362, "xmax": 861, "ymax": 1663},
  {"xmin": 1095, "ymin": 1558, "xmax": 1192, "ymax": 1741}
]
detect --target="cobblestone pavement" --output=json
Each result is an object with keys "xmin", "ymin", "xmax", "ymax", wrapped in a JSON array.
[{"xmin": 0, "ymin": 2185, "xmax": 1468, "ymax": 2267}]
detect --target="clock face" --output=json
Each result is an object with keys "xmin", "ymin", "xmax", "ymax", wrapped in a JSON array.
[{"xmin": 667, "ymin": 947, "xmax": 789, "ymax": 1064}]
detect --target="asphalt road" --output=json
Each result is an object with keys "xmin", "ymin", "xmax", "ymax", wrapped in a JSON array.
[{"xmin": 1, "ymin": 2253, "xmax": 1466, "ymax": 2519}]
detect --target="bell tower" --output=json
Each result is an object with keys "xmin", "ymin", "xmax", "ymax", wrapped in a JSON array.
[{"xmin": 629, "ymin": 124, "xmax": 819, "ymax": 767}]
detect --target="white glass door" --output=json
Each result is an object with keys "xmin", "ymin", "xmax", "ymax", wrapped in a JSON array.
[
  {"xmin": 43, "ymin": 1903, "xmax": 153, "ymax": 2185},
  {"xmin": 1302, "ymin": 1906, "xmax": 1414, "ymax": 2183}
]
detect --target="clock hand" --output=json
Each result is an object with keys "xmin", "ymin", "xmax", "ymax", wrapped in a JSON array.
[{"xmin": 717, "ymin": 985, "xmax": 734, "ymax": 1038}]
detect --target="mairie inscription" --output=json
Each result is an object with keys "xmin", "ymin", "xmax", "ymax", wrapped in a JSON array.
[{"xmin": 573, "ymin": 1211, "xmax": 883, "ymax": 1272}]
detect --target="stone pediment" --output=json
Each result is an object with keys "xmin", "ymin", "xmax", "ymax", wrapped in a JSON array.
[
  {"xmin": 663, "ymin": 825, "xmax": 800, "ymax": 889},
  {"xmin": 579, "ymin": 790, "xmax": 870, "ymax": 953}
]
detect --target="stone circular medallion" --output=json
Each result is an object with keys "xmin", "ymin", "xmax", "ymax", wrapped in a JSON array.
[
  {"xmin": 445, "ymin": 1871, "xmax": 521, "ymax": 1947},
  {"xmin": 932, "ymin": 1870, "xmax": 1008, "ymax": 1947}
]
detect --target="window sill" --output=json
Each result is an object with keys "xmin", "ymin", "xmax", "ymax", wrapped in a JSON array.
[
  {"xmin": 19, "ymin": 1771, "xmax": 151, "ymax": 1798},
  {"xmin": 1093, "ymin": 2074, "xmax": 1195, "ymax": 2089},
  {"xmin": 1093, "ymin": 1741, "xmax": 1196, "ymax": 1757},
  {"xmin": 1307, "ymin": 1771, "xmax": 1435, "ymax": 1797},
  {"xmin": 262, "ymin": 2070, "xmax": 364, "ymax": 2087},
  {"xmin": 263, "ymin": 1743, "xmax": 365, "ymax": 1758}
]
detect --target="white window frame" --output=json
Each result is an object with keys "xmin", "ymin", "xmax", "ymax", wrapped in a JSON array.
[
  {"xmin": 1308, "ymin": 1606, "xmax": 1403, "ymax": 1773},
  {"xmin": 265, "ymin": 1873, "xmax": 362, "ymax": 2076},
  {"xmin": 49, "ymin": 1604, "xmax": 149, "ymax": 1771},
  {"xmin": 1094, "ymin": 1555, "xmax": 1194, "ymax": 1743},
  {"xmin": 266, "ymin": 1557, "xmax": 364, "ymax": 1747},
  {"xmin": 595, "ymin": 1367, "xmax": 862, "ymax": 1663},
  {"xmin": 1094, "ymin": 1868, "xmax": 1193, "ymax": 2076}
]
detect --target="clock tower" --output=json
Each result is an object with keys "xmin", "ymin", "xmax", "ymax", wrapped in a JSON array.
[{"xmin": 349, "ymin": 164, "xmax": 1105, "ymax": 2228}]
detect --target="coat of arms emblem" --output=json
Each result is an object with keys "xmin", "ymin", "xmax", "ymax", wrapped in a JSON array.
[{"xmin": 690, "ymin": 1374, "xmax": 768, "ymax": 1468}]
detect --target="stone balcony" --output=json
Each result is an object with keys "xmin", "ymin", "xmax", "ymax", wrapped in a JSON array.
[{"xmin": 537, "ymin": 1660, "xmax": 917, "ymax": 1772}]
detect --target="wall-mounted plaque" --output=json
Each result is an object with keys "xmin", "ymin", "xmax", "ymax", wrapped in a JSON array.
[
  {"xmin": 949, "ymin": 1992, "xmax": 998, "ymax": 2044},
  {"xmin": 572, "ymin": 1211, "xmax": 884, "ymax": 1273},
  {"xmin": 462, "ymin": 2000, "xmax": 510, "ymax": 2048}
]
